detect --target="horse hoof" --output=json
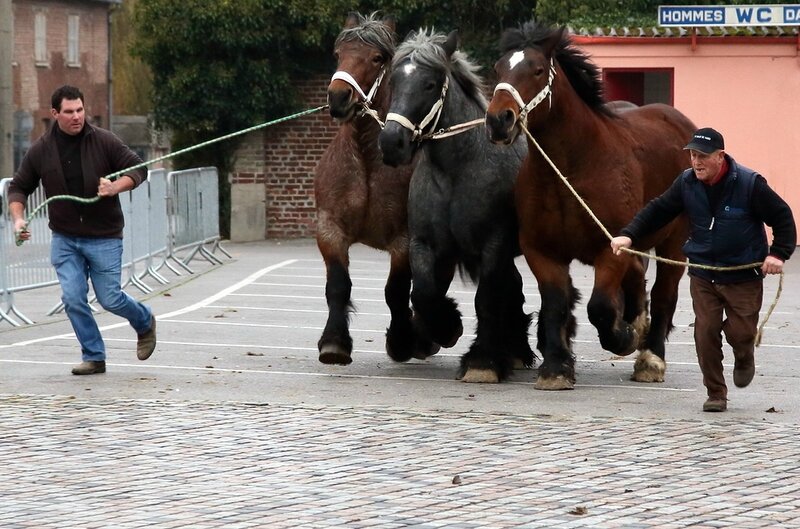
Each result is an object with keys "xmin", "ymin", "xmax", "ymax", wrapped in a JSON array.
[
  {"xmin": 630, "ymin": 349, "xmax": 665, "ymax": 383},
  {"xmin": 412, "ymin": 342, "xmax": 441, "ymax": 360},
  {"xmin": 616, "ymin": 330, "xmax": 638, "ymax": 357},
  {"xmin": 318, "ymin": 345, "xmax": 352, "ymax": 365},
  {"xmin": 460, "ymin": 368, "xmax": 499, "ymax": 384},
  {"xmin": 534, "ymin": 375, "xmax": 575, "ymax": 391}
]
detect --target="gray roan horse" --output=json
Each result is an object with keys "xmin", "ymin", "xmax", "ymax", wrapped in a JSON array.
[
  {"xmin": 378, "ymin": 29, "xmax": 533, "ymax": 383},
  {"xmin": 315, "ymin": 13, "xmax": 438, "ymax": 366}
]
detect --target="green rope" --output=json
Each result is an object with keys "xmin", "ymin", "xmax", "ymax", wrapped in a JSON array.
[{"xmin": 15, "ymin": 105, "xmax": 327, "ymax": 245}]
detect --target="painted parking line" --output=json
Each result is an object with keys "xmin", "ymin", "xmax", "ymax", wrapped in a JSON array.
[{"xmin": 0, "ymin": 259, "xmax": 298, "ymax": 348}]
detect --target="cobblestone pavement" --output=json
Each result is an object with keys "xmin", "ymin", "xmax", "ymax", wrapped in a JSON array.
[
  {"xmin": 2, "ymin": 241, "xmax": 800, "ymax": 528},
  {"xmin": 2, "ymin": 394, "xmax": 800, "ymax": 529}
]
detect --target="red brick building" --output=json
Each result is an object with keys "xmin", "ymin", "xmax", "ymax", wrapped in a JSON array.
[{"xmin": 11, "ymin": 0, "xmax": 118, "ymax": 168}]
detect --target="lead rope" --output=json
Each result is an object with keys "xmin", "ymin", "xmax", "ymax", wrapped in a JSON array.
[
  {"xmin": 15, "ymin": 105, "xmax": 328, "ymax": 245},
  {"xmin": 519, "ymin": 123, "xmax": 782, "ymax": 346}
]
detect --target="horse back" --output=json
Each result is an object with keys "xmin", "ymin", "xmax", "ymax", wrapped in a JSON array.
[{"xmin": 617, "ymin": 103, "xmax": 696, "ymax": 202}]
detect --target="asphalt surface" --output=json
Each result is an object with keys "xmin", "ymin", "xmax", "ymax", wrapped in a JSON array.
[{"xmin": 1, "ymin": 239, "xmax": 799, "ymax": 528}]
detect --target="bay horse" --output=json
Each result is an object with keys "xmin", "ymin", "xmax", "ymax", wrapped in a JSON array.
[
  {"xmin": 378, "ymin": 29, "xmax": 533, "ymax": 383},
  {"xmin": 315, "ymin": 13, "xmax": 437, "ymax": 365},
  {"xmin": 485, "ymin": 21, "xmax": 695, "ymax": 389}
]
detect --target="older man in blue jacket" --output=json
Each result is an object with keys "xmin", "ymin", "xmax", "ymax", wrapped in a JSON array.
[{"xmin": 611, "ymin": 127, "xmax": 796, "ymax": 412}]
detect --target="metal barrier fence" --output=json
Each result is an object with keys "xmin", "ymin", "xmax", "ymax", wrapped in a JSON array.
[
  {"xmin": 0, "ymin": 167, "xmax": 229, "ymax": 326},
  {"xmin": 166, "ymin": 167, "xmax": 231, "ymax": 274}
]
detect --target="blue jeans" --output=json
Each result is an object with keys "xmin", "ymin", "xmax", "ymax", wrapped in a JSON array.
[{"xmin": 51, "ymin": 233, "xmax": 152, "ymax": 362}]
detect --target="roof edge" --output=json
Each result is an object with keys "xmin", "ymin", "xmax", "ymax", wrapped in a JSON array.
[{"xmin": 568, "ymin": 25, "xmax": 799, "ymax": 38}]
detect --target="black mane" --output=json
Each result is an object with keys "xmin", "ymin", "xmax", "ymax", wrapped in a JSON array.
[{"xmin": 500, "ymin": 21, "xmax": 612, "ymax": 116}]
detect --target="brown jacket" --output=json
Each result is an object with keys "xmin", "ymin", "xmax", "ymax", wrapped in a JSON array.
[{"xmin": 8, "ymin": 122, "xmax": 147, "ymax": 238}]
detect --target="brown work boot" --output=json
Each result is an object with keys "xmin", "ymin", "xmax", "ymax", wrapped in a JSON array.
[
  {"xmin": 702, "ymin": 397, "xmax": 727, "ymax": 412},
  {"xmin": 733, "ymin": 358, "xmax": 755, "ymax": 388},
  {"xmin": 71, "ymin": 361, "xmax": 106, "ymax": 375},
  {"xmin": 137, "ymin": 316, "xmax": 157, "ymax": 360}
]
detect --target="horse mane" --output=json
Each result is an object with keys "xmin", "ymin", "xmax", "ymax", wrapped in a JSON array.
[
  {"xmin": 394, "ymin": 29, "xmax": 488, "ymax": 108},
  {"xmin": 499, "ymin": 20, "xmax": 614, "ymax": 117},
  {"xmin": 335, "ymin": 12, "xmax": 396, "ymax": 59}
]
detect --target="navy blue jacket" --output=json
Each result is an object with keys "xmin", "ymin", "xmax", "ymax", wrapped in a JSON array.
[{"xmin": 621, "ymin": 155, "xmax": 796, "ymax": 284}]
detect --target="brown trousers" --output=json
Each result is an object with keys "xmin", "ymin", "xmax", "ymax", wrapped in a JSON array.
[{"xmin": 689, "ymin": 276, "xmax": 763, "ymax": 399}]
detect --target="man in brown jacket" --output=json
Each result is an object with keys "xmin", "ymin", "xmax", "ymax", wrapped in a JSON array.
[{"xmin": 8, "ymin": 85, "xmax": 157, "ymax": 375}]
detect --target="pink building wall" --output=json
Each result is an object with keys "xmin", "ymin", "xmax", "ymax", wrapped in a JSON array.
[{"xmin": 574, "ymin": 36, "xmax": 800, "ymax": 221}]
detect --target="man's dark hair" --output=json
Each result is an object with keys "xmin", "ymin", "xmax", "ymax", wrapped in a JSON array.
[{"xmin": 51, "ymin": 85, "xmax": 84, "ymax": 112}]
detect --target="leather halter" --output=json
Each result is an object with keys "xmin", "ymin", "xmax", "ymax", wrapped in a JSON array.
[
  {"xmin": 493, "ymin": 57, "xmax": 556, "ymax": 125},
  {"xmin": 384, "ymin": 76, "xmax": 450, "ymax": 142},
  {"xmin": 330, "ymin": 67, "xmax": 386, "ymax": 106}
]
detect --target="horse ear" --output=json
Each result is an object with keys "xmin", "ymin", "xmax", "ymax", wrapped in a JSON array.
[
  {"xmin": 443, "ymin": 30, "xmax": 460, "ymax": 58},
  {"xmin": 344, "ymin": 12, "xmax": 360, "ymax": 30},
  {"xmin": 540, "ymin": 27, "xmax": 565, "ymax": 58},
  {"xmin": 382, "ymin": 14, "xmax": 397, "ymax": 34}
]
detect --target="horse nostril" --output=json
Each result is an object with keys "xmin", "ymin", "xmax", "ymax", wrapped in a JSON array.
[
  {"xmin": 486, "ymin": 113, "xmax": 506, "ymax": 139},
  {"xmin": 502, "ymin": 109, "xmax": 516, "ymax": 129}
]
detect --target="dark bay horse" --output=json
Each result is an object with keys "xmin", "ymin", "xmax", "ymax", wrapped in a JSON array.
[
  {"xmin": 378, "ymin": 29, "xmax": 533, "ymax": 383},
  {"xmin": 485, "ymin": 21, "xmax": 695, "ymax": 389},
  {"xmin": 315, "ymin": 13, "xmax": 437, "ymax": 365}
]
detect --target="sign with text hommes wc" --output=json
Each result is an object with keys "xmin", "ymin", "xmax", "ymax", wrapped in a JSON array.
[{"xmin": 658, "ymin": 4, "xmax": 800, "ymax": 26}]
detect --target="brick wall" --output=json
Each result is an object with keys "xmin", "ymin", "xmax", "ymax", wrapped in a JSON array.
[{"xmin": 231, "ymin": 74, "xmax": 338, "ymax": 239}]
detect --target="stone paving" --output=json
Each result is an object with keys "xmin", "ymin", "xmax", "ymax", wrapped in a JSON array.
[
  {"xmin": 2, "ymin": 240, "xmax": 800, "ymax": 528},
  {"xmin": 2, "ymin": 394, "xmax": 800, "ymax": 528}
]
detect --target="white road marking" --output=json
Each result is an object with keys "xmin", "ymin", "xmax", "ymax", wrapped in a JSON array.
[{"xmin": 0, "ymin": 259, "xmax": 298, "ymax": 348}]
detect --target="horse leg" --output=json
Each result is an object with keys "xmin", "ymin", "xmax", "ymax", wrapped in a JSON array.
[
  {"xmin": 504, "ymin": 264, "xmax": 535, "ymax": 370},
  {"xmin": 316, "ymin": 238, "xmax": 354, "ymax": 365},
  {"xmin": 384, "ymin": 249, "xmax": 440, "ymax": 362},
  {"xmin": 459, "ymin": 260, "xmax": 532, "ymax": 383},
  {"xmin": 410, "ymin": 247, "xmax": 462, "ymax": 349},
  {"xmin": 586, "ymin": 251, "xmax": 647, "ymax": 358},
  {"xmin": 634, "ymin": 238, "xmax": 686, "ymax": 382},
  {"xmin": 527, "ymin": 254, "xmax": 578, "ymax": 390}
]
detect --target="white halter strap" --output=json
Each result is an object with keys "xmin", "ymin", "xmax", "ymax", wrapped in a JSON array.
[
  {"xmin": 385, "ymin": 76, "xmax": 450, "ymax": 142},
  {"xmin": 330, "ymin": 67, "xmax": 386, "ymax": 105},
  {"xmin": 493, "ymin": 57, "xmax": 556, "ymax": 123}
]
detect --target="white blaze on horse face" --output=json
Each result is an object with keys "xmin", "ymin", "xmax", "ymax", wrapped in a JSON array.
[
  {"xmin": 402, "ymin": 63, "xmax": 416, "ymax": 76},
  {"xmin": 509, "ymin": 50, "xmax": 525, "ymax": 70}
]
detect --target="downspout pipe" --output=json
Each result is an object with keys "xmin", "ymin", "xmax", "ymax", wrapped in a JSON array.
[{"xmin": 107, "ymin": 3, "xmax": 114, "ymax": 133}]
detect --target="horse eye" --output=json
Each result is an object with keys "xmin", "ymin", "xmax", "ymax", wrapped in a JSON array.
[
  {"xmin": 371, "ymin": 55, "xmax": 384, "ymax": 65},
  {"xmin": 425, "ymin": 81, "xmax": 437, "ymax": 91},
  {"xmin": 535, "ymin": 67, "xmax": 545, "ymax": 76},
  {"xmin": 333, "ymin": 52, "xmax": 340, "ymax": 61}
]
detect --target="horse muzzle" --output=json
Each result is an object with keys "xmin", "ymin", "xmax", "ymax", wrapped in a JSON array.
[
  {"xmin": 485, "ymin": 110, "xmax": 519, "ymax": 145},
  {"xmin": 327, "ymin": 88, "xmax": 358, "ymax": 121},
  {"xmin": 378, "ymin": 122, "xmax": 415, "ymax": 167}
]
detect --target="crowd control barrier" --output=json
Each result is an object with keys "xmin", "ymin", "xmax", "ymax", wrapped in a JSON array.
[{"xmin": 0, "ymin": 167, "xmax": 229, "ymax": 326}]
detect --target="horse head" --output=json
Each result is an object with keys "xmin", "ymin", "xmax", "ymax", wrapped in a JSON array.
[
  {"xmin": 378, "ymin": 30, "xmax": 459, "ymax": 167},
  {"xmin": 328, "ymin": 12, "xmax": 396, "ymax": 122},
  {"xmin": 485, "ymin": 24, "xmax": 563, "ymax": 144}
]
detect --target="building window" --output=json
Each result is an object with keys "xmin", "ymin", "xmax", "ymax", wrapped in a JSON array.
[
  {"xmin": 603, "ymin": 69, "xmax": 674, "ymax": 106},
  {"xmin": 34, "ymin": 12, "xmax": 48, "ymax": 65},
  {"xmin": 67, "ymin": 15, "xmax": 80, "ymax": 66}
]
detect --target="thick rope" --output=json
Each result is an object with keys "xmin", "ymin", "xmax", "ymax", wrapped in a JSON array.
[
  {"xmin": 520, "ymin": 124, "xmax": 782, "ymax": 346},
  {"xmin": 15, "ymin": 105, "xmax": 328, "ymax": 245}
]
